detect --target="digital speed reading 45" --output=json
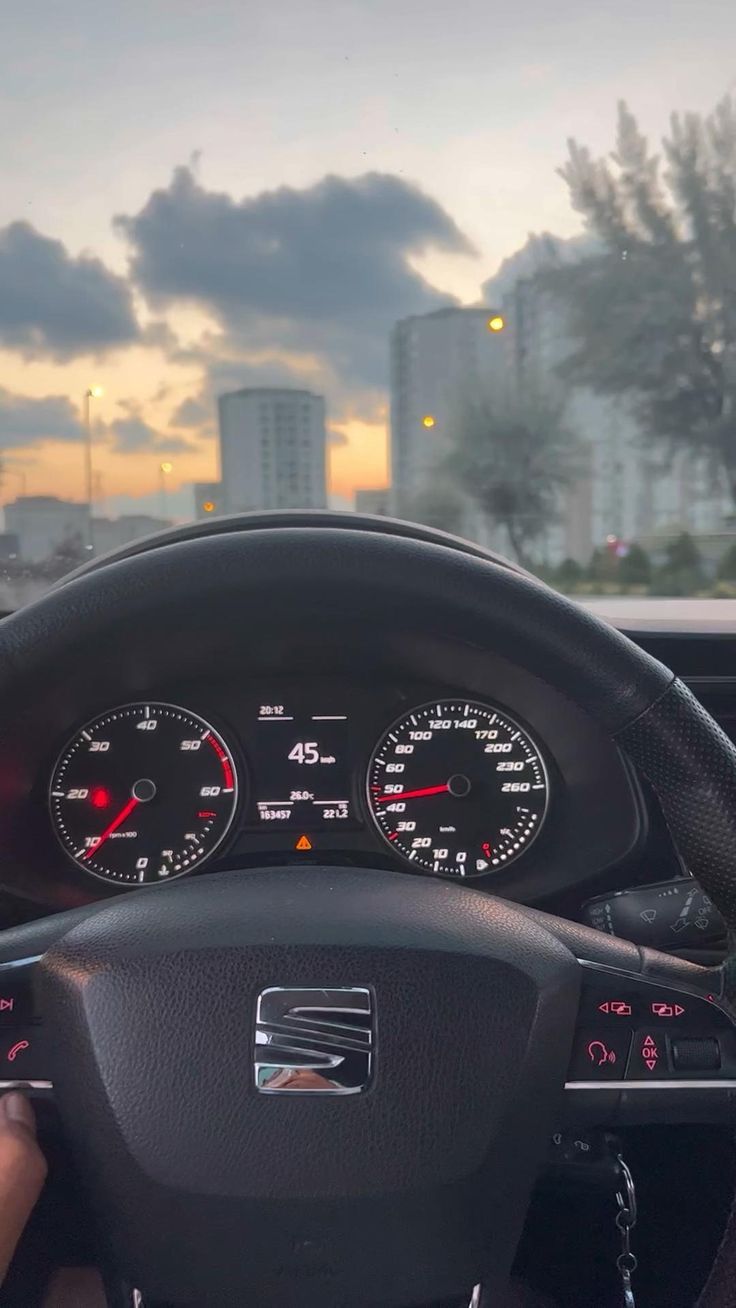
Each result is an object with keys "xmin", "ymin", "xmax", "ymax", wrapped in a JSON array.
[{"xmin": 252, "ymin": 705, "xmax": 353, "ymax": 830}]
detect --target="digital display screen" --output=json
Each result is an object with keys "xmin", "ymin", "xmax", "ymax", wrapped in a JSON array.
[{"xmin": 252, "ymin": 705, "xmax": 352, "ymax": 829}]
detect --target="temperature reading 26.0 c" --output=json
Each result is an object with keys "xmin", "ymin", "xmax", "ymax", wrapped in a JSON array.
[
  {"xmin": 49, "ymin": 703, "xmax": 239, "ymax": 886},
  {"xmin": 367, "ymin": 700, "xmax": 549, "ymax": 877}
]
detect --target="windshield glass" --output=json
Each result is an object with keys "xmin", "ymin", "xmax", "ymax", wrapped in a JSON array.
[{"xmin": 2, "ymin": 1, "xmax": 736, "ymax": 607}]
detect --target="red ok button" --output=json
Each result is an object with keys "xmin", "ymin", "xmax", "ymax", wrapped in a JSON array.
[{"xmin": 628, "ymin": 1031, "xmax": 665, "ymax": 1078}]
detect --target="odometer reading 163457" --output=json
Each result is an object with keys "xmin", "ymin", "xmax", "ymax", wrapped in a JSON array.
[
  {"xmin": 367, "ymin": 700, "xmax": 548, "ymax": 877},
  {"xmin": 50, "ymin": 703, "xmax": 239, "ymax": 886}
]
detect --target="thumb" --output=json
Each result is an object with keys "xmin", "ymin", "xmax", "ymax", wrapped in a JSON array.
[{"xmin": 0, "ymin": 1093, "xmax": 48, "ymax": 1283}]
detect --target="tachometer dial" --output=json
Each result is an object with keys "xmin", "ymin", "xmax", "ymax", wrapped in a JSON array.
[
  {"xmin": 367, "ymin": 700, "xmax": 548, "ymax": 877},
  {"xmin": 50, "ymin": 703, "xmax": 239, "ymax": 885}
]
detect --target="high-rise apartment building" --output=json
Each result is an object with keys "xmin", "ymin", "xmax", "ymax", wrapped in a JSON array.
[
  {"xmin": 489, "ymin": 236, "xmax": 733, "ymax": 560},
  {"xmin": 217, "ymin": 388, "xmax": 327, "ymax": 513},
  {"xmin": 390, "ymin": 308, "xmax": 508, "ymax": 506}
]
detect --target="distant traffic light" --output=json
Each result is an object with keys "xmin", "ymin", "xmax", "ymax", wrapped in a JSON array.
[{"xmin": 202, "ymin": 500, "xmax": 216, "ymax": 513}]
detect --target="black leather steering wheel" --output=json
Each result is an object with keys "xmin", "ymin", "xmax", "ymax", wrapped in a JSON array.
[{"xmin": 1, "ymin": 520, "xmax": 735, "ymax": 1307}]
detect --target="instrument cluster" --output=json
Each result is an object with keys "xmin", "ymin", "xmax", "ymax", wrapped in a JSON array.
[{"xmin": 47, "ymin": 689, "xmax": 551, "ymax": 888}]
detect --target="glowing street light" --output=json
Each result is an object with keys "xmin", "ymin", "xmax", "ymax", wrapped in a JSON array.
[
  {"xmin": 159, "ymin": 461, "xmax": 173, "ymax": 519},
  {"xmin": 202, "ymin": 500, "xmax": 216, "ymax": 514},
  {"xmin": 487, "ymin": 314, "xmax": 505, "ymax": 333},
  {"xmin": 422, "ymin": 414, "xmax": 436, "ymax": 429},
  {"xmin": 83, "ymin": 385, "xmax": 104, "ymax": 547}
]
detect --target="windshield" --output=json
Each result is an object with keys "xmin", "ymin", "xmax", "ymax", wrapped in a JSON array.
[{"xmin": 2, "ymin": 1, "xmax": 736, "ymax": 606}]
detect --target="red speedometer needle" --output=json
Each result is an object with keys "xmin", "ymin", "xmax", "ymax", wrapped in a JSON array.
[
  {"xmin": 83, "ymin": 795, "xmax": 140, "ymax": 860},
  {"xmin": 375, "ymin": 783, "xmax": 449, "ymax": 803}
]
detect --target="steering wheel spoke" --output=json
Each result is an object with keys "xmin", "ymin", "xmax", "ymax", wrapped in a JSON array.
[{"xmin": 561, "ymin": 955, "xmax": 736, "ymax": 1127}]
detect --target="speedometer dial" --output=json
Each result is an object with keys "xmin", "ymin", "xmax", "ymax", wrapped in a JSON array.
[
  {"xmin": 367, "ymin": 700, "xmax": 548, "ymax": 877},
  {"xmin": 50, "ymin": 703, "xmax": 239, "ymax": 886}
]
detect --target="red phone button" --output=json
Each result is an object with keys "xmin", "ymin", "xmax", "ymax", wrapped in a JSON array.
[{"xmin": 0, "ymin": 1031, "xmax": 46, "ymax": 1079}]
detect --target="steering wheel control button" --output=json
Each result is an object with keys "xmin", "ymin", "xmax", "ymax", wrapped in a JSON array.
[
  {"xmin": 596, "ymin": 1000, "xmax": 633, "ymax": 1017},
  {"xmin": 649, "ymin": 1000, "xmax": 686, "ymax": 1019},
  {"xmin": 580, "ymin": 988, "xmax": 639, "ymax": 1024},
  {"xmin": 628, "ymin": 1031, "xmax": 664, "ymax": 1077},
  {"xmin": 0, "ymin": 1029, "xmax": 46, "ymax": 1079},
  {"xmin": 0, "ymin": 981, "xmax": 33, "ymax": 1026},
  {"xmin": 569, "ymin": 1030, "xmax": 632, "ymax": 1080},
  {"xmin": 671, "ymin": 1038, "xmax": 722, "ymax": 1072}
]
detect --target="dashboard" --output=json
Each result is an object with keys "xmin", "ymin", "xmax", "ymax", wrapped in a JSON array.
[
  {"xmin": 49, "ymin": 693, "xmax": 551, "ymax": 886},
  {"xmin": 0, "ymin": 628, "xmax": 642, "ymax": 913},
  {"xmin": 5, "ymin": 524, "xmax": 734, "ymax": 931}
]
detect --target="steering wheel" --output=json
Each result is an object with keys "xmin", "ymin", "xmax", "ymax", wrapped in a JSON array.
[{"xmin": 0, "ymin": 520, "xmax": 735, "ymax": 1308}]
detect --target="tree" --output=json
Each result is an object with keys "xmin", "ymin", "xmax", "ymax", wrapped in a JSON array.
[
  {"xmin": 555, "ymin": 557, "xmax": 584, "ymax": 589},
  {"xmin": 547, "ymin": 98, "xmax": 736, "ymax": 500},
  {"xmin": 618, "ymin": 542, "xmax": 652, "ymax": 586},
  {"xmin": 587, "ymin": 546, "xmax": 618, "ymax": 585},
  {"xmin": 395, "ymin": 480, "xmax": 467, "ymax": 537},
  {"xmin": 654, "ymin": 531, "xmax": 705, "ymax": 595},
  {"xmin": 718, "ymin": 540, "xmax": 736, "ymax": 580},
  {"xmin": 444, "ymin": 392, "xmax": 580, "ymax": 569}
]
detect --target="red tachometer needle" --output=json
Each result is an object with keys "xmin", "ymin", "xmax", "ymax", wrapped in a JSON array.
[
  {"xmin": 375, "ymin": 783, "xmax": 449, "ymax": 803},
  {"xmin": 83, "ymin": 795, "xmax": 140, "ymax": 860}
]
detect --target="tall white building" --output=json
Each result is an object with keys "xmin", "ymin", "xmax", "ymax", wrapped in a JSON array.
[
  {"xmin": 217, "ymin": 388, "xmax": 327, "ymax": 512},
  {"xmin": 489, "ymin": 235, "xmax": 733, "ymax": 561},
  {"xmin": 390, "ymin": 308, "xmax": 508, "ymax": 506},
  {"xmin": 4, "ymin": 496, "xmax": 89, "ymax": 562}
]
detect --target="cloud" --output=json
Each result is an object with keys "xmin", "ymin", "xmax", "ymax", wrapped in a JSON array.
[
  {"xmin": 171, "ymin": 334, "xmax": 389, "ymax": 428},
  {"xmin": 327, "ymin": 427, "xmax": 349, "ymax": 447},
  {"xmin": 482, "ymin": 232, "xmax": 595, "ymax": 302},
  {"xmin": 116, "ymin": 167, "xmax": 473, "ymax": 391},
  {"xmin": 170, "ymin": 396, "xmax": 209, "ymax": 428},
  {"xmin": 0, "ymin": 222, "xmax": 140, "ymax": 360},
  {"xmin": 106, "ymin": 415, "xmax": 196, "ymax": 456},
  {"xmin": 102, "ymin": 402, "xmax": 198, "ymax": 455},
  {"xmin": 0, "ymin": 388, "xmax": 82, "ymax": 448}
]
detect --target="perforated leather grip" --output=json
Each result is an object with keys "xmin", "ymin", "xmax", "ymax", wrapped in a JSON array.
[{"xmin": 618, "ymin": 679, "xmax": 736, "ymax": 935}]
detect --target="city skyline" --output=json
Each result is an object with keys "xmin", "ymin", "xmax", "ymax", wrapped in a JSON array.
[{"xmin": 2, "ymin": 0, "xmax": 736, "ymax": 518}]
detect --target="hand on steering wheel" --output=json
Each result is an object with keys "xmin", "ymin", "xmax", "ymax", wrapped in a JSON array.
[{"xmin": 0, "ymin": 1092, "xmax": 46, "ymax": 1283}]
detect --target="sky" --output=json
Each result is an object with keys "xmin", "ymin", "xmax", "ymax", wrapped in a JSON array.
[{"xmin": 1, "ymin": 0, "xmax": 736, "ymax": 519}]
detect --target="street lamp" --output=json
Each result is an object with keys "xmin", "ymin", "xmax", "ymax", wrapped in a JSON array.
[
  {"xmin": 83, "ymin": 386, "xmax": 103, "ymax": 548},
  {"xmin": 422, "ymin": 414, "xmax": 436, "ymax": 429},
  {"xmin": 159, "ymin": 461, "xmax": 173, "ymax": 519},
  {"xmin": 487, "ymin": 314, "xmax": 505, "ymax": 333}
]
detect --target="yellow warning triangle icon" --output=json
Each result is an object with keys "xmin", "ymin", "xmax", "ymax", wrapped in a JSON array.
[{"xmin": 295, "ymin": 834, "xmax": 312, "ymax": 851}]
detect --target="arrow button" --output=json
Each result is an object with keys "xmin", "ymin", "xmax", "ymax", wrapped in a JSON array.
[
  {"xmin": 0, "ymin": 986, "xmax": 32, "ymax": 1026},
  {"xmin": 627, "ymin": 1030, "xmax": 666, "ymax": 1079}
]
